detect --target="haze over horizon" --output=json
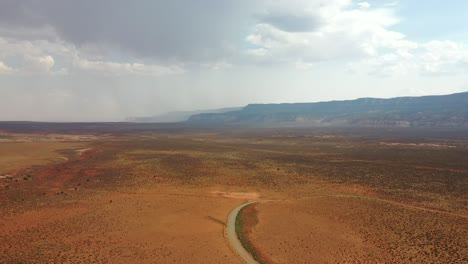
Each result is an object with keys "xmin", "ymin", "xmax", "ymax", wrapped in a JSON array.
[{"xmin": 1, "ymin": 0, "xmax": 468, "ymax": 122}]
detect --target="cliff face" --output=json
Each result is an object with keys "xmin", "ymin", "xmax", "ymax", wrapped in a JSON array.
[
  {"xmin": 188, "ymin": 92, "xmax": 468, "ymax": 128},
  {"xmin": 126, "ymin": 107, "xmax": 242, "ymax": 123}
]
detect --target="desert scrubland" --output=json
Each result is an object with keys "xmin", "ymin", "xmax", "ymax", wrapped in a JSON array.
[{"xmin": 0, "ymin": 126, "xmax": 467, "ymax": 263}]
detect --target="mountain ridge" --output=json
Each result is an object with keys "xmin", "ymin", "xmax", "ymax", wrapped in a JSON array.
[{"xmin": 188, "ymin": 92, "xmax": 468, "ymax": 128}]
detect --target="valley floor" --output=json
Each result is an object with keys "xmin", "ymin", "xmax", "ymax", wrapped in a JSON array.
[{"xmin": 0, "ymin": 128, "xmax": 467, "ymax": 263}]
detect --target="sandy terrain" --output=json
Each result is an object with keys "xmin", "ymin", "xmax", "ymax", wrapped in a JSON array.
[
  {"xmin": 245, "ymin": 197, "xmax": 467, "ymax": 263},
  {"xmin": 0, "ymin": 127, "xmax": 467, "ymax": 263},
  {"xmin": 0, "ymin": 142, "xmax": 84, "ymax": 174},
  {"xmin": 0, "ymin": 187, "xmax": 253, "ymax": 263}
]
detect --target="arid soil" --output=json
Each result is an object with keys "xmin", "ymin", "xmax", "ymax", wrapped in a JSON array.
[
  {"xmin": 0, "ymin": 187, "xmax": 243, "ymax": 263},
  {"xmin": 0, "ymin": 127, "xmax": 467, "ymax": 263},
  {"xmin": 0, "ymin": 142, "xmax": 84, "ymax": 175},
  {"xmin": 245, "ymin": 198, "xmax": 467, "ymax": 264}
]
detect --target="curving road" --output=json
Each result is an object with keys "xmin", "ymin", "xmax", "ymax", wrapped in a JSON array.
[{"xmin": 225, "ymin": 201, "xmax": 260, "ymax": 264}]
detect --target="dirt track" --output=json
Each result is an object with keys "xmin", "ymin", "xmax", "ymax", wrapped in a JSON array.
[{"xmin": 226, "ymin": 202, "xmax": 259, "ymax": 264}]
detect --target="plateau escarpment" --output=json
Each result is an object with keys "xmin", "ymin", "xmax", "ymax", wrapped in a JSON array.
[{"xmin": 188, "ymin": 92, "xmax": 468, "ymax": 128}]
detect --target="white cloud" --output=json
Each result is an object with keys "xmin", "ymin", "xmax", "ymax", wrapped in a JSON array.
[
  {"xmin": 73, "ymin": 57, "xmax": 185, "ymax": 76},
  {"xmin": 200, "ymin": 61, "xmax": 233, "ymax": 71},
  {"xmin": 384, "ymin": 1, "xmax": 399, "ymax": 7},
  {"xmin": 24, "ymin": 55, "xmax": 55, "ymax": 73},
  {"xmin": 0, "ymin": 0, "xmax": 465, "ymax": 79},
  {"xmin": 351, "ymin": 40, "xmax": 468, "ymax": 76},
  {"xmin": 294, "ymin": 60, "xmax": 314, "ymax": 70},
  {"xmin": 0, "ymin": 37, "xmax": 61, "ymax": 74},
  {"xmin": 246, "ymin": 0, "xmax": 468, "ymax": 77},
  {"xmin": 0, "ymin": 36, "xmax": 185, "ymax": 76},
  {"xmin": 357, "ymin": 2, "xmax": 371, "ymax": 9},
  {"xmin": 0, "ymin": 61, "xmax": 13, "ymax": 74},
  {"xmin": 246, "ymin": 1, "xmax": 405, "ymax": 63},
  {"xmin": 421, "ymin": 41, "xmax": 468, "ymax": 74}
]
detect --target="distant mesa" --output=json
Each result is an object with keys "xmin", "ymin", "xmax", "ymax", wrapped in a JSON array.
[
  {"xmin": 187, "ymin": 92, "xmax": 468, "ymax": 128},
  {"xmin": 125, "ymin": 107, "xmax": 242, "ymax": 123}
]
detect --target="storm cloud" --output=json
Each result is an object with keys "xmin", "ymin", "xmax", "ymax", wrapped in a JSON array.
[
  {"xmin": 0, "ymin": 0, "xmax": 259, "ymax": 62},
  {"xmin": 0, "ymin": 0, "xmax": 467, "ymax": 121}
]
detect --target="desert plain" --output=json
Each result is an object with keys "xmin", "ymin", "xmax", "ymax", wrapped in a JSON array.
[{"xmin": 0, "ymin": 124, "xmax": 467, "ymax": 263}]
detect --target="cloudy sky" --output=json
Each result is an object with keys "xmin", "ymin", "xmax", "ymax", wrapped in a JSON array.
[{"xmin": 0, "ymin": 0, "xmax": 467, "ymax": 121}]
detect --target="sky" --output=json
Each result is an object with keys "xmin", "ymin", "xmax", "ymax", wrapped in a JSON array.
[{"xmin": 0, "ymin": 0, "xmax": 467, "ymax": 121}]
